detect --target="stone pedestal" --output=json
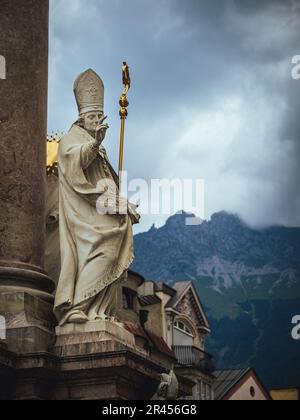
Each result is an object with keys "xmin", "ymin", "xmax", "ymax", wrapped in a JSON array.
[
  {"xmin": 0, "ymin": 292, "xmax": 55, "ymax": 354},
  {"xmin": 0, "ymin": 321, "xmax": 183, "ymax": 400},
  {"xmin": 0, "ymin": 316, "xmax": 194, "ymax": 399},
  {"xmin": 55, "ymin": 320, "xmax": 137, "ymax": 349},
  {"xmin": 52, "ymin": 320, "xmax": 159, "ymax": 400}
]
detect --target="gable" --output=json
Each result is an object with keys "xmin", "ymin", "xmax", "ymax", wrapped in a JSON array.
[
  {"xmin": 225, "ymin": 372, "xmax": 271, "ymax": 401},
  {"xmin": 174, "ymin": 286, "xmax": 210, "ymax": 330}
]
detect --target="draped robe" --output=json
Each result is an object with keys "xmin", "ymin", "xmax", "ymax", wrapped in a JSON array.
[{"xmin": 54, "ymin": 124, "xmax": 136, "ymax": 325}]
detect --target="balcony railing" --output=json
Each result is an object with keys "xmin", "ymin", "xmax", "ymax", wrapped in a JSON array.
[{"xmin": 173, "ymin": 346, "xmax": 215, "ymax": 375}]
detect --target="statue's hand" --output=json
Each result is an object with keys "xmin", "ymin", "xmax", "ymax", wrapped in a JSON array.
[
  {"xmin": 128, "ymin": 201, "xmax": 141, "ymax": 225},
  {"xmin": 95, "ymin": 115, "xmax": 109, "ymax": 144},
  {"xmin": 115, "ymin": 196, "xmax": 140, "ymax": 224}
]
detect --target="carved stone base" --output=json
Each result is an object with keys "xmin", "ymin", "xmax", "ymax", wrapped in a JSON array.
[
  {"xmin": 0, "ymin": 265, "xmax": 55, "ymax": 303},
  {"xmin": 52, "ymin": 320, "xmax": 159, "ymax": 399},
  {"xmin": 55, "ymin": 320, "xmax": 136, "ymax": 349},
  {"xmin": 53, "ymin": 338, "xmax": 162, "ymax": 400},
  {"xmin": 0, "ymin": 337, "xmax": 173, "ymax": 400},
  {"xmin": 0, "ymin": 291, "xmax": 55, "ymax": 353},
  {"xmin": 0, "ymin": 298, "xmax": 194, "ymax": 399}
]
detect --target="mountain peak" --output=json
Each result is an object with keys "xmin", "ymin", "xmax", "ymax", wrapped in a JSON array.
[
  {"xmin": 149, "ymin": 223, "xmax": 157, "ymax": 232},
  {"xmin": 210, "ymin": 211, "xmax": 244, "ymax": 227},
  {"xmin": 164, "ymin": 210, "xmax": 243, "ymax": 230},
  {"xmin": 165, "ymin": 211, "xmax": 196, "ymax": 227}
]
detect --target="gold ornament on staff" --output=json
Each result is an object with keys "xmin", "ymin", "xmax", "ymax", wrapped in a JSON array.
[{"xmin": 118, "ymin": 62, "xmax": 131, "ymax": 188}]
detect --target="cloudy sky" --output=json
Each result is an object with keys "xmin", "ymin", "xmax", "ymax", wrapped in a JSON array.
[{"xmin": 48, "ymin": 0, "xmax": 300, "ymax": 234}]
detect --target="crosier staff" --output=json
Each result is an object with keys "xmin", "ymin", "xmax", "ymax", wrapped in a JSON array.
[{"xmin": 118, "ymin": 62, "xmax": 131, "ymax": 189}]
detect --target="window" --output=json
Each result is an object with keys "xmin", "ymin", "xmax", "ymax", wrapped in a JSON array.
[
  {"xmin": 122, "ymin": 288, "xmax": 136, "ymax": 310},
  {"xmin": 174, "ymin": 320, "xmax": 193, "ymax": 336},
  {"xmin": 198, "ymin": 382, "xmax": 212, "ymax": 400},
  {"xmin": 206, "ymin": 384, "xmax": 212, "ymax": 400},
  {"xmin": 201, "ymin": 381, "xmax": 206, "ymax": 400},
  {"xmin": 197, "ymin": 381, "xmax": 202, "ymax": 400}
]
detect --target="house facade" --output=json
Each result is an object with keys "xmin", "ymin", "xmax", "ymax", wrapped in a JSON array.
[
  {"xmin": 137, "ymin": 280, "xmax": 215, "ymax": 400},
  {"xmin": 214, "ymin": 369, "xmax": 271, "ymax": 401}
]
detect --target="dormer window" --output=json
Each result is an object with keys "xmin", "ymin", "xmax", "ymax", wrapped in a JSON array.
[
  {"xmin": 174, "ymin": 320, "xmax": 193, "ymax": 336},
  {"xmin": 122, "ymin": 287, "xmax": 136, "ymax": 310}
]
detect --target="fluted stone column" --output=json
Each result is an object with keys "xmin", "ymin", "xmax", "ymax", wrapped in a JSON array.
[{"xmin": 0, "ymin": 0, "xmax": 54, "ymax": 302}]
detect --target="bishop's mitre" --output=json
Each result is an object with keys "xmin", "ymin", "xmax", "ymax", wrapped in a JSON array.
[{"xmin": 73, "ymin": 69, "xmax": 104, "ymax": 115}]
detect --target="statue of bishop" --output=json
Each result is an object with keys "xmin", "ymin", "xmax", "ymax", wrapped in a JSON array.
[{"xmin": 54, "ymin": 69, "xmax": 140, "ymax": 326}]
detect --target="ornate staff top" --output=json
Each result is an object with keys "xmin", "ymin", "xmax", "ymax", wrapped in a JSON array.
[
  {"xmin": 118, "ymin": 62, "xmax": 131, "ymax": 185},
  {"xmin": 122, "ymin": 62, "xmax": 131, "ymax": 95}
]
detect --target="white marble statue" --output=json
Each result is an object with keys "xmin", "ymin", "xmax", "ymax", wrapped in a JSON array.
[
  {"xmin": 151, "ymin": 369, "xmax": 179, "ymax": 400},
  {"xmin": 54, "ymin": 69, "xmax": 140, "ymax": 326}
]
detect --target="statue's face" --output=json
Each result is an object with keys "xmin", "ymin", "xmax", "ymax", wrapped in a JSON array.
[{"xmin": 82, "ymin": 111, "xmax": 104, "ymax": 132}]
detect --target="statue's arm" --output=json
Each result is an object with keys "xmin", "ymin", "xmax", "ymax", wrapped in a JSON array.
[
  {"xmin": 80, "ymin": 141, "xmax": 100, "ymax": 170},
  {"xmin": 80, "ymin": 118, "xmax": 109, "ymax": 170}
]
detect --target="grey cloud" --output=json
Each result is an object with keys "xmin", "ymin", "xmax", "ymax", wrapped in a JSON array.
[{"xmin": 48, "ymin": 0, "xmax": 300, "ymax": 232}]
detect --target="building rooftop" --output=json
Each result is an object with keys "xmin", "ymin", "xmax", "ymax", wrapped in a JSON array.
[
  {"xmin": 166, "ymin": 281, "xmax": 192, "ymax": 308},
  {"xmin": 213, "ymin": 368, "xmax": 250, "ymax": 400}
]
